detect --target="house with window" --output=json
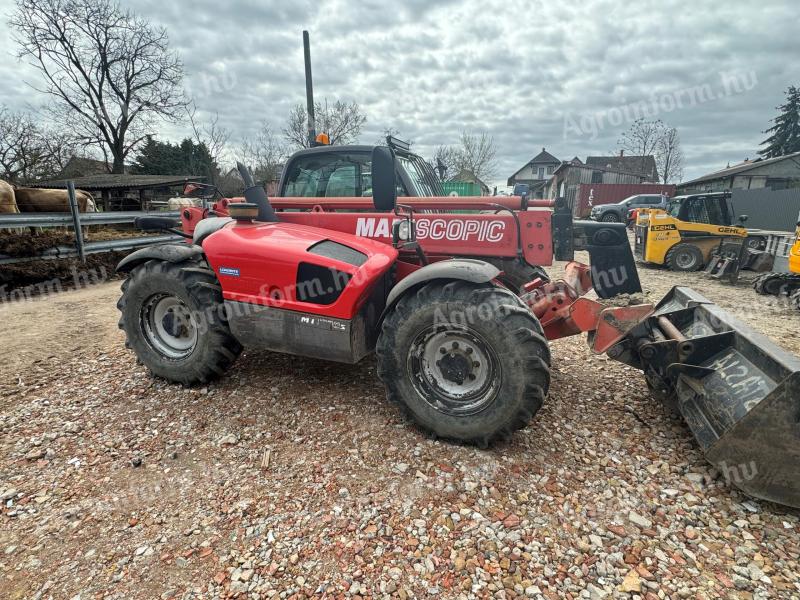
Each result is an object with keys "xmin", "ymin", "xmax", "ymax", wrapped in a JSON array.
[
  {"xmin": 507, "ymin": 148, "xmax": 561, "ymax": 198},
  {"xmin": 677, "ymin": 151, "xmax": 800, "ymax": 194},
  {"xmin": 584, "ymin": 152, "xmax": 659, "ymax": 182},
  {"xmin": 547, "ymin": 158, "xmax": 654, "ymax": 215}
]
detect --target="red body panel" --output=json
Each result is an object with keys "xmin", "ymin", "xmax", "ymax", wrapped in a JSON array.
[
  {"xmin": 201, "ymin": 221, "xmax": 398, "ymax": 320},
  {"xmin": 180, "ymin": 196, "xmax": 617, "ymax": 341},
  {"xmin": 276, "ymin": 210, "xmax": 554, "ymax": 266}
]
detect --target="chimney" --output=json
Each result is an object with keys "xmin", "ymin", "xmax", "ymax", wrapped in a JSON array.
[
  {"xmin": 542, "ymin": 147, "xmax": 545, "ymax": 152},
  {"xmin": 619, "ymin": 150, "xmax": 624, "ymax": 157}
]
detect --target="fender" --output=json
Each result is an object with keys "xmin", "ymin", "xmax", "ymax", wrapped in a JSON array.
[
  {"xmin": 116, "ymin": 243, "xmax": 204, "ymax": 273},
  {"xmin": 382, "ymin": 258, "xmax": 500, "ymax": 318}
]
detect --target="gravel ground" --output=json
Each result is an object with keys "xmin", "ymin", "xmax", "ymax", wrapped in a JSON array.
[{"xmin": 1, "ymin": 259, "xmax": 799, "ymax": 600}]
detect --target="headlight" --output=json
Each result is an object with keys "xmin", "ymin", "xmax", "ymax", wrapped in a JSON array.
[
  {"xmin": 393, "ymin": 219, "xmax": 414, "ymax": 243},
  {"xmin": 397, "ymin": 220, "xmax": 411, "ymax": 241}
]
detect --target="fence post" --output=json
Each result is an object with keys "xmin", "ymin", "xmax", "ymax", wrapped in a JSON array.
[{"xmin": 67, "ymin": 181, "xmax": 86, "ymax": 264}]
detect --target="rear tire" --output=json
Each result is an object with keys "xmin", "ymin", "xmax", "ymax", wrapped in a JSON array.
[
  {"xmin": 665, "ymin": 243, "xmax": 704, "ymax": 272},
  {"xmin": 754, "ymin": 272, "xmax": 800, "ymax": 296},
  {"xmin": 376, "ymin": 280, "xmax": 551, "ymax": 446},
  {"xmin": 601, "ymin": 213, "xmax": 619, "ymax": 223},
  {"xmin": 118, "ymin": 260, "xmax": 242, "ymax": 384}
]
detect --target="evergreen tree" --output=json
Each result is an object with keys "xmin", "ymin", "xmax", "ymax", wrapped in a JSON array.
[
  {"xmin": 759, "ymin": 86, "xmax": 800, "ymax": 158},
  {"xmin": 132, "ymin": 136, "xmax": 218, "ymax": 181}
]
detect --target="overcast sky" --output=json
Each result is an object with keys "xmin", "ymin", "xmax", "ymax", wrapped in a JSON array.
[{"xmin": 1, "ymin": 0, "xmax": 797, "ymax": 185}]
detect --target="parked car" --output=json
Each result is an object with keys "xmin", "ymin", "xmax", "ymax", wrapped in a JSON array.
[{"xmin": 590, "ymin": 194, "xmax": 666, "ymax": 223}]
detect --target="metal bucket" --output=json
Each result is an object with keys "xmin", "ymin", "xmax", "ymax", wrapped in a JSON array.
[{"xmin": 609, "ymin": 287, "xmax": 800, "ymax": 507}]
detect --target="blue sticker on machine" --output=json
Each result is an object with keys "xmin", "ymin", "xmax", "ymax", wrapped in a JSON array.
[{"xmin": 219, "ymin": 267, "xmax": 240, "ymax": 277}]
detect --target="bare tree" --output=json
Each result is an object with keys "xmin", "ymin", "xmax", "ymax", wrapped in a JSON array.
[
  {"xmin": 617, "ymin": 118, "xmax": 667, "ymax": 178},
  {"xmin": 618, "ymin": 118, "xmax": 665, "ymax": 157},
  {"xmin": 453, "ymin": 131, "xmax": 498, "ymax": 183},
  {"xmin": 618, "ymin": 118, "xmax": 685, "ymax": 182},
  {"xmin": 0, "ymin": 108, "xmax": 40, "ymax": 183},
  {"xmin": 0, "ymin": 106, "xmax": 77, "ymax": 183},
  {"xmin": 10, "ymin": 0, "xmax": 188, "ymax": 173},
  {"xmin": 239, "ymin": 122, "xmax": 287, "ymax": 184},
  {"xmin": 657, "ymin": 126, "xmax": 684, "ymax": 183},
  {"xmin": 187, "ymin": 102, "xmax": 231, "ymax": 183},
  {"xmin": 430, "ymin": 145, "xmax": 458, "ymax": 181},
  {"xmin": 284, "ymin": 98, "xmax": 366, "ymax": 149}
]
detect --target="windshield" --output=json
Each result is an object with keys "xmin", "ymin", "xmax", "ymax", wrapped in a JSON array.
[
  {"xmin": 398, "ymin": 155, "xmax": 437, "ymax": 196},
  {"xmin": 667, "ymin": 200, "xmax": 682, "ymax": 217}
]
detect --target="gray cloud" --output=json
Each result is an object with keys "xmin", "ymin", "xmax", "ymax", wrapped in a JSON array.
[{"xmin": 1, "ymin": 0, "xmax": 797, "ymax": 184}]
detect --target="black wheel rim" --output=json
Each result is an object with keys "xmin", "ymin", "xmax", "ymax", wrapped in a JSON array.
[
  {"xmin": 675, "ymin": 250, "xmax": 698, "ymax": 270},
  {"xmin": 407, "ymin": 325, "xmax": 502, "ymax": 416}
]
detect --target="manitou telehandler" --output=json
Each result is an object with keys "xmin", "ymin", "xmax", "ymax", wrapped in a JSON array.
[{"xmin": 114, "ymin": 144, "xmax": 800, "ymax": 509}]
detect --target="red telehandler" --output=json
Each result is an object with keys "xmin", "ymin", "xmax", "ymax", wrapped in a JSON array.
[{"xmin": 116, "ymin": 145, "xmax": 800, "ymax": 509}]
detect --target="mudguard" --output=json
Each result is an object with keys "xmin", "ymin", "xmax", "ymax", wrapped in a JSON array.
[
  {"xmin": 608, "ymin": 286, "xmax": 800, "ymax": 507},
  {"xmin": 382, "ymin": 259, "xmax": 500, "ymax": 317},
  {"xmin": 573, "ymin": 220, "xmax": 642, "ymax": 298},
  {"xmin": 116, "ymin": 244, "xmax": 204, "ymax": 273}
]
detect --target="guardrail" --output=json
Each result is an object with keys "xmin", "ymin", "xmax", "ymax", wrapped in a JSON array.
[
  {"xmin": 0, "ymin": 186, "xmax": 183, "ymax": 265},
  {"xmin": 0, "ymin": 234, "xmax": 183, "ymax": 265},
  {"xmin": 0, "ymin": 210, "xmax": 180, "ymax": 229}
]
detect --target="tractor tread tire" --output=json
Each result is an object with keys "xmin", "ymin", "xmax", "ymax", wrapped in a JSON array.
[
  {"xmin": 753, "ymin": 272, "xmax": 800, "ymax": 296},
  {"xmin": 791, "ymin": 289, "xmax": 800, "ymax": 311},
  {"xmin": 665, "ymin": 243, "xmax": 704, "ymax": 272},
  {"xmin": 117, "ymin": 258, "xmax": 242, "ymax": 385},
  {"xmin": 375, "ymin": 280, "xmax": 550, "ymax": 447}
]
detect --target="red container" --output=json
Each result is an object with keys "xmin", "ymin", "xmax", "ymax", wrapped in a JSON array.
[{"xmin": 576, "ymin": 183, "xmax": 676, "ymax": 217}]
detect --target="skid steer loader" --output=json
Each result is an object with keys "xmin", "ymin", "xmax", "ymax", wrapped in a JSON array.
[
  {"xmin": 634, "ymin": 192, "xmax": 749, "ymax": 271},
  {"xmin": 116, "ymin": 146, "xmax": 800, "ymax": 509}
]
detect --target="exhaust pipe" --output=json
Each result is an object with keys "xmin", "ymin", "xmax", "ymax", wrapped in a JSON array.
[{"xmin": 236, "ymin": 162, "xmax": 277, "ymax": 223}]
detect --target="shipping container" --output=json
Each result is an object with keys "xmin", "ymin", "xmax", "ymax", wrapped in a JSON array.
[
  {"xmin": 576, "ymin": 183, "xmax": 676, "ymax": 217},
  {"xmin": 442, "ymin": 181, "xmax": 482, "ymax": 197}
]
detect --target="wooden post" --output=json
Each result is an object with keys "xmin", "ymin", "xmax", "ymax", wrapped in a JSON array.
[{"xmin": 67, "ymin": 181, "xmax": 86, "ymax": 264}]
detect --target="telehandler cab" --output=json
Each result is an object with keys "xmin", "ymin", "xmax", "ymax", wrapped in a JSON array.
[{"xmin": 116, "ymin": 146, "xmax": 800, "ymax": 509}]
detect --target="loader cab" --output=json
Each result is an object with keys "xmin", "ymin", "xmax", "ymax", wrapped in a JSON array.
[
  {"xmin": 278, "ymin": 141, "xmax": 443, "ymax": 201},
  {"xmin": 635, "ymin": 191, "xmax": 748, "ymax": 270},
  {"xmin": 664, "ymin": 192, "xmax": 738, "ymax": 227}
]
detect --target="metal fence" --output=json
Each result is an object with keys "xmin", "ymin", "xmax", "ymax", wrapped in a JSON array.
[
  {"xmin": 731, "ymin": 188, "xmax": 800, "ymax": 231},
  {"xmin": 0, "ymin": 191, "xmax": 181, "ymax": 265}
]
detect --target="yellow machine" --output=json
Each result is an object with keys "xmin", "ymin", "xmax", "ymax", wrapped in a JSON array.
[
  {"xmin": 791, "ymin": 223, "xmax": 800, "ymax": 274},
  {"xmin": 634, "ymin": 192, "xmax": 748, "ymax": 271},
  {"xmin": 753, "ymin": 220, "xmax": 800, "ymax": 301}
]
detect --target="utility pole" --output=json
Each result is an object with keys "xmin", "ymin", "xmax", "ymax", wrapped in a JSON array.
[{"xmin": 303, "ymin": 30, "xmax": 317, "ymax": 147}]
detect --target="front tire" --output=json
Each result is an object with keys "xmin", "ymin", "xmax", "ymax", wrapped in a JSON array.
[
  {"xmin": 665, "ymin": 243, "xmax": 704, "ymax": 272},
  {"xmin": 118, "ymin": 260, "xmax": 242, "ymax": 384},
  {"xmin": 376, "ymin": 280, "xmax": 551, "ymax": 446},
  {"xmin": 601, "ymin": 213, "xmax": 619, "ymax": 223}
]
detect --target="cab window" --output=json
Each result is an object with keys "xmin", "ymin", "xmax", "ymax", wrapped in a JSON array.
[
  {"xmin": 398, "ymin": 156, "xmax": 436, "ymax": 196},
  {"xmin": 283, "ymin": 153, "xmax": 372, "ymax": 197}
]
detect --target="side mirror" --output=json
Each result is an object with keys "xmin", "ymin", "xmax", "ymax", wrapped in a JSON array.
[
  {"xmin": 371, "ymin": 146, "xmax": 397, "ymax": 211},
  {"xmin": 739, "ymin": 214, "xmax": 749, "ymax": 224}
]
